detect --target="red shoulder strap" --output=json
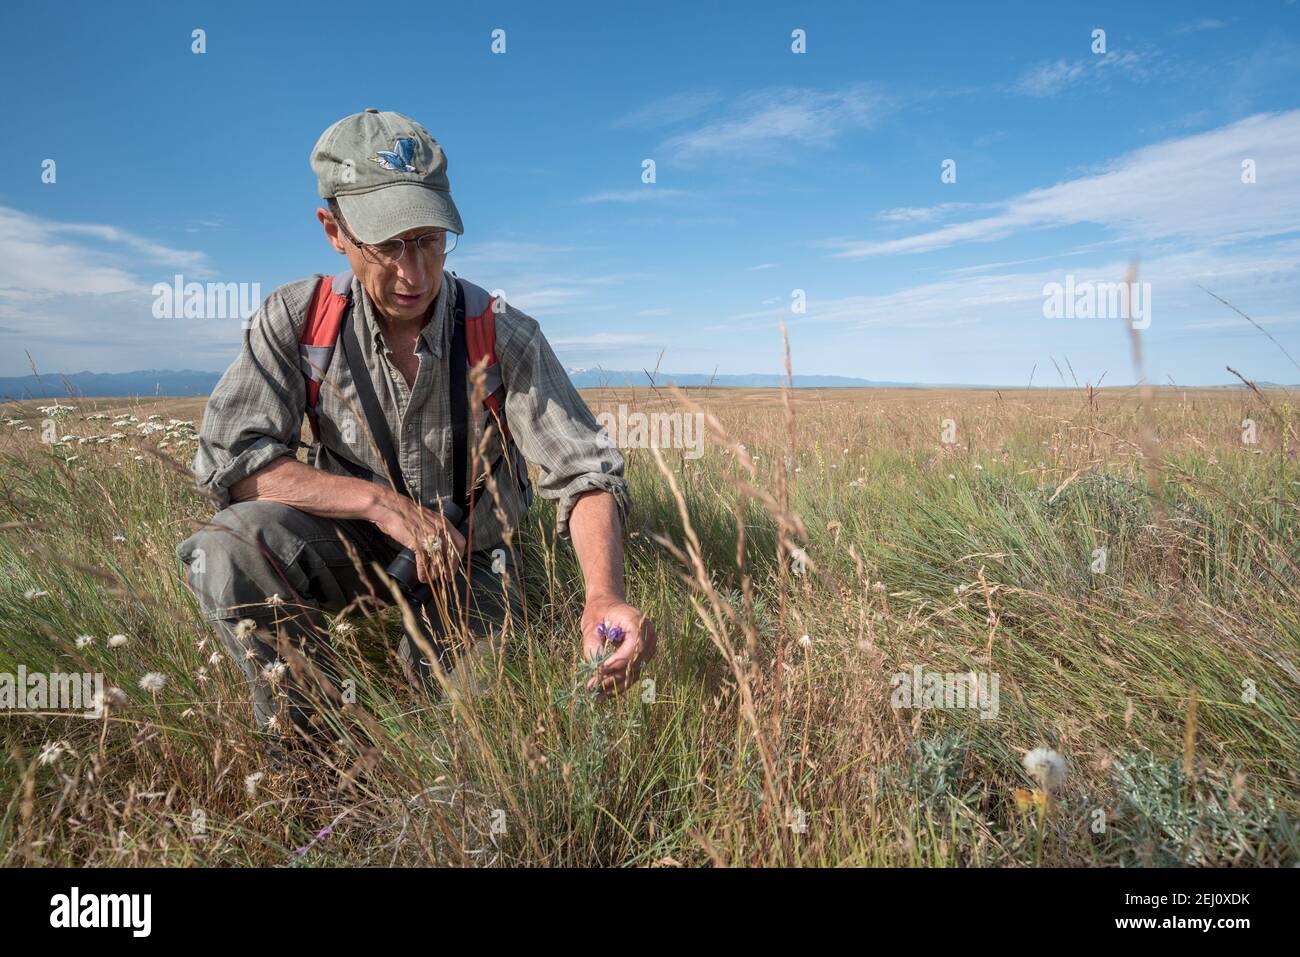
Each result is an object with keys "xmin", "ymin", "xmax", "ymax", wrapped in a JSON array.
[
  {"xmin": 464, "ymin": 297, "xmax": 504, "ymax": 419},
  {"xmin": 300, "ymin": 273, "xmax": 352, "ymax": 442}
]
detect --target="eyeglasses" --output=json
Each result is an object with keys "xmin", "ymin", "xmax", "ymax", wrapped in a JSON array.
[{"xmin": 333, "ymin": 212, "xmax": 458, "ymax": 265}]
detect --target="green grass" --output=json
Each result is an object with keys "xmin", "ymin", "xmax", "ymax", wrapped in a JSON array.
[{"xmin": 1, "ymin": 388, "xmax": 1297, "ymax": 866}]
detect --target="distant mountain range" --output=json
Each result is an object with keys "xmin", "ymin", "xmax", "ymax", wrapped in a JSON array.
[
  {"xmin": 0, "ymin": 370, "xmax": 222, "ymax": 400},
  {"xmin": 0, "ymin": 368, "xmax": 1293, "ymax": 400}
]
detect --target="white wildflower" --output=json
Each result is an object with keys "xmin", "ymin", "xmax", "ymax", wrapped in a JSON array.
[
  {"xmin": 244, "ymin": 772, "xmax": 265, "ymax": 797},
  {"xmin": 75, "ymin": 634, "xmax": 95, "ymax": 648},
  {"xmin": 38, "ymin": 740, "xmax": 74, "ymax": 765},
  {"xmin": 1023, "ymin": 747, "xmax": 1067, "ymax": 792},
  {"xmin": 138, "ymin": 672, "xmax": 167, "ymax": 694},
  {"xmin": 92, "ymin": 686, "xmax": 128, "ymax": 715},
  {"xmin": 108, "ymin": 634, "xmax": 128, "ymax": 647}
]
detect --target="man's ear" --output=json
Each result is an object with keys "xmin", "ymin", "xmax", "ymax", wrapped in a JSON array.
[{"xmin": 317, "ymin": 207, "xmax": 347, "ymax": 255}]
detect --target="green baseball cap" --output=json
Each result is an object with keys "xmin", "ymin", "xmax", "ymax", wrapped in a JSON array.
[{"xmin": 311, "ymin": 108, "xmax": 464, "ymax": 244}]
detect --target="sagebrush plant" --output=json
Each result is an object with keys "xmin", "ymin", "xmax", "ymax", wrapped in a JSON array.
[{"xmin": 1, "ymin": 379, "xmax": 1296, "ymax": 866}]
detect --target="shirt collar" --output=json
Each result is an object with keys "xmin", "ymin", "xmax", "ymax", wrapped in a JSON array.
[{"xmin": 353, "ymin": 270, "xmax": 450, "ymax": 359}]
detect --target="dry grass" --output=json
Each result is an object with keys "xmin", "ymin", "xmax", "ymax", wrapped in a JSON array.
[{"xmin": 1, "ymin": 380, "xmax": 1297, "ymax": 866}]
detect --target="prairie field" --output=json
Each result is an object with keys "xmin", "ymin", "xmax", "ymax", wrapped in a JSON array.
[{"xmin": 1, "ymin": 383, "xmax": 1298, "ymax": 866}]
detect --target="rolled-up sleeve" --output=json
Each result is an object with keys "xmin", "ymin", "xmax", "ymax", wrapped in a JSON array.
[
  {"xmin": 191, "ymin": 288, "xmax": 306, "ymax": 509},
  {"xmin": 497, "ymin": 304, "xmax": 631, "ymax": 538}
]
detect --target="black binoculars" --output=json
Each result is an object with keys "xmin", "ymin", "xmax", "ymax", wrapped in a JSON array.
[{"xmin": 385, "ymin": 499, "xmax": 465, "ymax": 605}]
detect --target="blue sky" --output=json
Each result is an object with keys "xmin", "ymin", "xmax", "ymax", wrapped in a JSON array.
[{"xmin": 1, "ymin": 0, "xmax": 1298, "ymax": 385}]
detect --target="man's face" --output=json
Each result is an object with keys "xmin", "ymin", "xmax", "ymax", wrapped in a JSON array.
[{"xmin": 317, "ymin": 208, "xmax": 446, "ymax": 324}]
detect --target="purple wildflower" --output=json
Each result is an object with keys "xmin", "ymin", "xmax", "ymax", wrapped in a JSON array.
[{"xmin": 292, "ymin": 824, "xmax": 334, "ymax": 856}]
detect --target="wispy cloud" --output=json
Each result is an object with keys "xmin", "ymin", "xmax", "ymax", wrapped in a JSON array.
[
  {"xmin": 875, "ymin": 203, "xmax": 984, "ymax": 224},
  {"xmin": 550, "ymin": 331, "xmax": 664, "ymax": 349},
  {"xmin": 611, "ymin": 91, "xmax": 722, "ymax": 129},
  {"xmin": 714, "ymin": 242, "xmax": 1300, "ymax": 348},
  {"xmin": 578, "ymin": 188, "xmax": 689, "ymax": 204},
  {"xmin": 654, "ymin": 84, "xmax": 891, "ymax": 163},
  {"xmin": 0, "ymin": 207, "xmax": 249, "ymax": 376},
  {"xmin": 449, "ymin": 239, "xmax": 574, "ymax": 275},
  {"xmin": 827, "ymin": 111, "xmax": 1300, "ymax": 259},
  {"xmin": 1174, "ymin": 18, "xmax": 1226, "ymax": 35},
  {"xmin": 0, "ymin": 206, "xmax": 211, "ymax": 299},
  {"xmin": 1012, "ymin": 50, "xmax": 1149, "ymax": 98}
]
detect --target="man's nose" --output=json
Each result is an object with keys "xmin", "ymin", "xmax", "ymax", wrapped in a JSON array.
[{"xmin": 394, "ymin": 248, "xmax": 429, "ymax": 287}]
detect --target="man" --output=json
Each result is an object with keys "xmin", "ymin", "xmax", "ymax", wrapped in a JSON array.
[{"xmin": 176, "ymin": 109, "xmax": 655, "ymax": 748}]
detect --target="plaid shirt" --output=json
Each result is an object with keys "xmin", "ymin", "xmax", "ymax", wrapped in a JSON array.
[{"xmin": 191, "ymin": 270, "xmax": 629, "ymax": 548}]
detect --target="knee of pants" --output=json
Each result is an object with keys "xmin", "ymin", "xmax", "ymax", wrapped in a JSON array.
[{"xmin": 176, "ymin": 500, "xmax": 316, "ymax": 618}]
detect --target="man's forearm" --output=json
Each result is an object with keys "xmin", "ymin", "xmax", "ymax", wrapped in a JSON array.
[
  {"xmin": 228, "ymin": 455, "xmax": 387, "ymax": 522},
  {"xmin": 568, "ymin": 490, "xmax": 626, "ymax": 603}
]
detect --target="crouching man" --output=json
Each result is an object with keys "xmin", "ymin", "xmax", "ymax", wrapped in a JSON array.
[{"xmin": 176, "ymin": 109, "xmax": 655, "ymax": 749}]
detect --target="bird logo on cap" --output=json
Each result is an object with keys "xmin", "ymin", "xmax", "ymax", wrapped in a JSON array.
[{"xmin": 369, "ymin": 137, "xmax": 418, "ymax": 173}]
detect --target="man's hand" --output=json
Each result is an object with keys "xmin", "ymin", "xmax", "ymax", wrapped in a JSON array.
[
  {"xmin": 228, "ymin": 457, "xmax": 464, "ymax": 586},
  {"xmin": 367, "ymin": 488, "xmax": 465, "ymax": 585},
  {"xmin": 582, "ymin": 597, "xmax": 656, "ymax": 699}
]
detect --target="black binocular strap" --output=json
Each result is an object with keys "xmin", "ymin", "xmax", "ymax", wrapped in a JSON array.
[
  {"xmin": 448, "ymin": 278, "xmax": 469, "ymax": 513},
  {"xmin": 340, "ymin": 301, "xmax": 410, "ymax": 501}
]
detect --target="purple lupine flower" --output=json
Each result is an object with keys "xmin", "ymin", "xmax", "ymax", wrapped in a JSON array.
[
  {"xmin": 596, "ymin": 622, "xmax": 607, "ymax": 640},
  {"xmin": 292, "ymin": 824, "xmax": 334, "ymax": 856}
]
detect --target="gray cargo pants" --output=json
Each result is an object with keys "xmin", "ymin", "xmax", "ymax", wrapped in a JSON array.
[{"xmin": 175, "ymin": 500, "xmax": 523, "ymax": 738}]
